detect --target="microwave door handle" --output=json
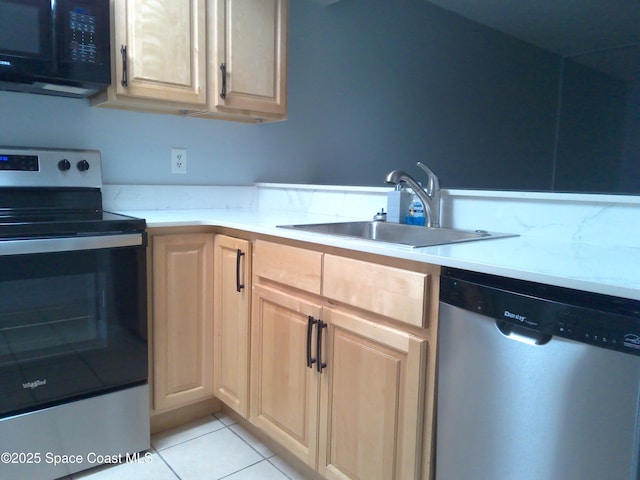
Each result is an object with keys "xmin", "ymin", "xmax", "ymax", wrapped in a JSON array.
[{"xmin": 0, "ymin": 233, "xmax": 143, "ymax": 256}]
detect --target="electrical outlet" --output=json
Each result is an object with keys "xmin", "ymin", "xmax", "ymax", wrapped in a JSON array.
[{"xmin": 171, "ymin": 148, "xmax": 187, "ymax": 174}]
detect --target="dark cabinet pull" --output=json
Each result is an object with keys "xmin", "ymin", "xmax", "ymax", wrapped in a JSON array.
[
  {"xmin": 316, "ymin": 320, "xmax": 327, "ymax": 373},
  {"xmin": 219, "ymin": 63, "xmax": 227, "ymax": 99},
  {"xmin": 307, "ymin": 316, "xmax": 318, "ymax": 368},
  {"xmin": 120, "ymin": 45, "xmax": 128, "ymax": 87},
  {"xmin": 235, "ymin": 249, "xmax": 245, "ymax": 292}
]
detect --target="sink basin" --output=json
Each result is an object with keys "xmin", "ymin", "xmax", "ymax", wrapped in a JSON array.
[{"xmin": 278, "ymin": 221, "xmax": 516, "ymax": 248}]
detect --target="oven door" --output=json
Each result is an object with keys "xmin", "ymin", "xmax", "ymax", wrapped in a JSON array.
[{"xmin": 0, "ymin": 233, "xmax": 147, "ymax": 419}]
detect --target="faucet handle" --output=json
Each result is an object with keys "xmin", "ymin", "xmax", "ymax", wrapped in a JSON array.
[{"xmin": 416, "ymin": 162, "xmax": 440, "ymax": 195}]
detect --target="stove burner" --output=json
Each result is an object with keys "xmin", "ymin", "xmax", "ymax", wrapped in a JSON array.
[{"xmin": 0, "ymin": 147, "xmax": 145, "ymax": 239}]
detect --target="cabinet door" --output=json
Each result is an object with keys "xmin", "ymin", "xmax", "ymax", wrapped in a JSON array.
[
  {"xmin": 213, "ymin": 235, "xmax": 251, "ymax": 417},
  {"xmin": 250, "ymin": 284, "xmax": 321, "ymax": 468},
  {"xmin": 210, "ymin": 0, "xmax": 288, "ymax": 116},
  {"xmin": 152, "ymin": 233, "xmax": 214, "ymax": 413},
  {"xmin": 319, "ymin": 307, "xmax": 428, "ymax": 480},
  {"xmin": 114, "ymin": 0, "xmax": 207, "ymax": 105}
]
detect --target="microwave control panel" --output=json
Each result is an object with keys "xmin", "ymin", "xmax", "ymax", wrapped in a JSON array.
[{"xmin": 69, "ymin": 8, "xmax": 98, "ymax": 64}]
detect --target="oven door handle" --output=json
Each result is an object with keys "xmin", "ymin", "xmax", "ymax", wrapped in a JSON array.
[{"xmin": 0, "ymin": 233, "xmax": 144, "ymax": 256}]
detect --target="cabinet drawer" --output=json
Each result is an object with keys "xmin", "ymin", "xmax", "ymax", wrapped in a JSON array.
[
  {"xmin": 323, "ymin": 254, "xmax": 429, "ymax": 327},
  {"xmin": 254, "ymin": 240, "xmax": 323, "ymax": 295}
]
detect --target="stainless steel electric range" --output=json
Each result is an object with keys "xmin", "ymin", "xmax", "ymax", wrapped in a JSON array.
[{"xmin": 0, "ymin": 147, "xmax": 149, "ymax": 480}]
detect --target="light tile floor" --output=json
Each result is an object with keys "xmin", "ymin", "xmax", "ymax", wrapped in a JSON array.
[{"xmin": 65, "ymin": 412, "xmax": 309, "ymax": 480}]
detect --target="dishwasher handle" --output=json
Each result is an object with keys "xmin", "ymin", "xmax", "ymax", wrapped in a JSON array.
[{"xmin": 496, "ymin": 320, "xmax": 552, "ymax": 346}]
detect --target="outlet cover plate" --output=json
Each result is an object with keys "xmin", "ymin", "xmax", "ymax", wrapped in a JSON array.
[{"xmin": 171, "ymin": 148, "xmax": 187, "ymax": 174}]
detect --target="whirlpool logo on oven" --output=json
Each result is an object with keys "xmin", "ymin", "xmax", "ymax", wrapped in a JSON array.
[
  {"xmin": 22, "ymin": 379, "xmax": 47, "ymax": 390},
  {"xmin": 623, "ymin": 334, "xmax": 640, "ymax": 350}
]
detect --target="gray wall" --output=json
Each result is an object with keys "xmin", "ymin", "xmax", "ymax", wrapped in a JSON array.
[{"xmin": 0, "ymin": 0, "xmax": 561, "ymax": 190}]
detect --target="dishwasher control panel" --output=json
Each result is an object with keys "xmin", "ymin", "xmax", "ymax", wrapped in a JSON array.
[{"xmin": 440, "ymin": 268, "xmax": 640, "ymax": 357}]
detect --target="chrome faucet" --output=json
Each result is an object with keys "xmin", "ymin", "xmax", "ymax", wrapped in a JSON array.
[{"xmin": 385, "ymin": 162, "xmax": 441, "ymax": 228}]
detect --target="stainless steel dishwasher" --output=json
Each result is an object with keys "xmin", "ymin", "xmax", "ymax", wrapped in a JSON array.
[{"xmin": 436, "ymin": 267, "xmax": 640, "ymax": 480}]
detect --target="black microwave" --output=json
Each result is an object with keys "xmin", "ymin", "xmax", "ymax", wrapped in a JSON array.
[{"xmin": 0, "ymin": 0, "xmax": 110, "ymax": 98}]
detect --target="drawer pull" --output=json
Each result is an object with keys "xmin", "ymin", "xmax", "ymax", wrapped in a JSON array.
[
  {"xmin": 235, "ymin": 249, "xmax": 245, "ymax": 292},
  {"xmin": 316, "ymin": 320, "xmax": 327, "ymax": 373},
  {"xmin": 307, "ymin": 316, "xmax": 318, "ymax": 368}
]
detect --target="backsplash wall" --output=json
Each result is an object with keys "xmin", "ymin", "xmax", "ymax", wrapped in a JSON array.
[{"xmin": 0, "ymin": 0, "xmax": 560, "ymax": 190}]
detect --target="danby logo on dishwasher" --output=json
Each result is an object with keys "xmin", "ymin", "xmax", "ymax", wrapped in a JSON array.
[
  {"xmin": 623, "ymin": 334, "xmax": 640, "ymax": 350},
  {"xmin": 504, "ymin": 310, "xmax": 538, "ymax": 327},
  {"xmin": 504, "ymin": 310, "xmax": 527, "ymax": 322}
]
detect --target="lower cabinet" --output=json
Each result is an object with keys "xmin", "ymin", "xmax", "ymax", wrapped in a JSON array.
[
  {"xmin": 148, "ymin": 232, "xmax": 436, "ymax": 479},
  {"xmin": 250, "ymin": 284, "xmax": 323, "ymax": 465},
  {"xmin": 150, "ymin": 232, "xmax": 215, "ymax": 413},
  {"xmin": 213, "ymin": 234, "xmax": 252, "ymax": 417},
  {"xmin": 251, "ymin": 240, "xmax": 435, "ymax": 480},
  {"xmin": 318, "ymin": 307, "xmax": 427, "ymax": 480}
]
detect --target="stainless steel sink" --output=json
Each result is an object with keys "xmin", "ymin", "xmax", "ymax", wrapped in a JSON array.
[{"xmin": 278, "ymin": 221, "xmax": 516, "ymax": 248}]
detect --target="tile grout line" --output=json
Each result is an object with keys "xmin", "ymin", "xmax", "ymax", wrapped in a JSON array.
[
  {"xmin": 226, "ymin": 424, "xmax": 272, "ymax": 460},
  {"xmin": 151, "ymin": 415, "xmax": 227, "ymax": 452},
  {"xmin": 265, "ymin": 456, "xmax": 299, "ymax": 480},
  {"xmin": 215, "ymin": 458, "xmax": 266, "ymax": 480},
  {"xmin": 152, "ymin": 417, "xmax": 278, "ymax": 480},
  {"xmin": 225, "ymin": 425, "xmax": 296, "ymax": 480},
  {"xmin": 151, "ymin": 414, "xmax": 228, "ymax": 479},
  {"xmin": 150, "ymin": 445, "xmax": 183, "ymax": 480},
  {"xmin": 150, "ymin": 413, "xmax": 300, "ymax": 480}
]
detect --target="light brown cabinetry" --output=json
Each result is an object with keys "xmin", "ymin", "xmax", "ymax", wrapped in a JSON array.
[
  {"xmin": 150, "ymin": 232, "xmax": 215, "ymax": 413},
  {"xmin": 251, "ymin": 240, "xmax": 436, "ymax": 480},
  {"xmin": 251, "ymin": 283, "xmax": 323, "ymax": 465},
  {"xmin": 93, "ymin": 0, "xmax": 288, "ymax": 122},
  {"xmin": 323, "ymin": 254, "xmax": 431, "ymax": 328},
  {"xmin": 318, "ymin": 307, "xmax": 426, "ymax": 480},
  {"xmin": 92, "ymin": 0, "xmax": 207, "ymax": 113},
  {"xmin": 206, "ymin": 0, "xmax": 288, "ymax": 119},
  {"xmin": 213, "ymin": 234, "xmax": 251, "ymax": 417}
]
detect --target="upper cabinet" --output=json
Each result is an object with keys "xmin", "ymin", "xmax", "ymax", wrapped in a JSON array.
[
  {"xmin": 92, "ymin": 0, "xmax": 207, "ymax": 112},
  {"xmin": 206, "ymin": 0, "xmax": 288, "ymax": 119},
  {"xmin": 91, "ymin": 0, "xmax": 288, "ymax": 123}
]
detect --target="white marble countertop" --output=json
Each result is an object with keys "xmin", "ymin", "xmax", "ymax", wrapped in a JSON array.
[{"xmin": 118, "ymin": 207, "xmax": 640, "ymax": 301}]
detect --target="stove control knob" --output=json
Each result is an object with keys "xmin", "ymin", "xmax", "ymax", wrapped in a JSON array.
[
  {"xmin": 58, "ymin": 159, "xmax": 71, "ymax": 171},
  {"xmin": 77, "ymin": 159, "xmax": 90, "ymax": 172}
]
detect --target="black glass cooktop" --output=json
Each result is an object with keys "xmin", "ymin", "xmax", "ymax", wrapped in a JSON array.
[
  {"xmin": 0, "ymin": 210, "xmax": 146, "ymax": 239},
  {"xmin": 0, "ymin": 188, "xmax": 145, "ymax": 239}
]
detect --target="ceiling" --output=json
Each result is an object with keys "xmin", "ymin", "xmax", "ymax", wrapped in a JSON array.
[
  {"xmin": 424, "ymin": 0, "xmax": 640, "ymax": 57},
  {"xmin": 424, "ymin": 0, "xmax": 640, "ymax": 80}
]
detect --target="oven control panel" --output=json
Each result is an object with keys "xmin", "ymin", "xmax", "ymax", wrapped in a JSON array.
[
  {"xmin": 0, "ymin": 147, "xmax": 102, "ymax": 188},
  {"xmin": 0, "ymin": 154, "xmax": 39, "ymax": 171}
]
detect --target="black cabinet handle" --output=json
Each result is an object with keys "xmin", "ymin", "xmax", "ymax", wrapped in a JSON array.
[
  {"xmin": 307, "ymin": 316, "xmax": 318, "ymax": 368},
  {"xmin": 316, "ymin": 320, "xmax": 327, "ymax": 373},
  {"xmin": 219, "ymin": 63, "xmax": 227, "ymax": 99},
  {"xmin": 235, "ymin": 249, "xmax": 245, "ymax": 293},
  {"xmin": 120, "ymin": 45, "xmax": 128, "ymax": 87}
]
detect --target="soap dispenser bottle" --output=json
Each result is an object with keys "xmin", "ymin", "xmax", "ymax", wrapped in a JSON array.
[
  {"xmin": 405, "ymin": 189, "xmax": 425, "ymax": 226},
  {"xmin": 386, "ymin": 185, "xmax": 412, "ymax": 223}
]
